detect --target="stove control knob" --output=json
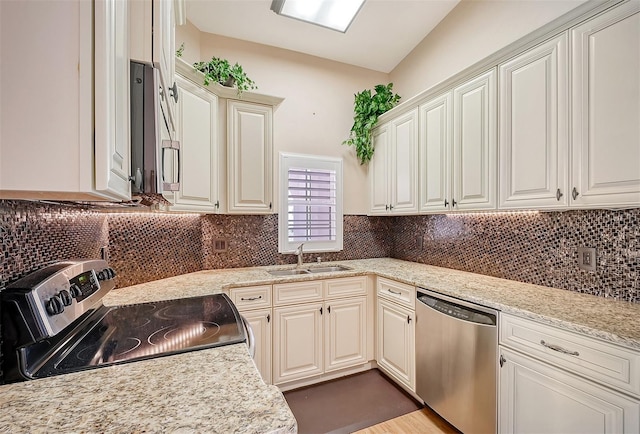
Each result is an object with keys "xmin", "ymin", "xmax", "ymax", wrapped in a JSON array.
[
  {"xmin": 58, "ymin": 289, "xmax": 72, "ymax": 306},
  {"xmin": 107, "ymin": 268, "xmax": 116, "ymax": 279},
  {"xmin": 46, "ymin": 295, "xmax": 64, "ymax": 315},
  {"xmin": 69, "ymin": 284, "xmax": 82, "ymax": 298},
  {"xmin": 97, "ymin": 270, "xmax": 106, "ymax": 281}
]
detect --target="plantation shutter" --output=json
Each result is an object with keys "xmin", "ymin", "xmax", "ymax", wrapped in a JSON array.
[{"xmin": 287, "ymin": 167, "xmax": 336, "ymax": 242}]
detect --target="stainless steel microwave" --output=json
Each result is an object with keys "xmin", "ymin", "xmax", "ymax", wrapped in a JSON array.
[{"xmin": 130, "ymin": 61, "xmax": 180, "ymax": 194}]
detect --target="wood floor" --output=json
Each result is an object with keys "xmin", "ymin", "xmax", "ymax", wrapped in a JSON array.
[{"xmin": 354, "ymin": 407, "xmax": 459, "ymax": 434}]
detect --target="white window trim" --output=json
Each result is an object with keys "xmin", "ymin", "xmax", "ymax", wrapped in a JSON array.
[{"xmin": 278, "ymin": 152, "xmax": 343, "ymax": 254}]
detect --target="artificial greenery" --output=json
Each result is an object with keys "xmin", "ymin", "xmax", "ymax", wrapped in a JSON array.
[
  {"xmin": 343, "ymin": 83, "xmax": 401, "ymax": 165},
  {"xmin": 192, "ymin": 56, "xmax": 257, "ymax": 96},
  {"xmin": 176, "ymin": 42, "xmax": 185, "ymax": 58}
]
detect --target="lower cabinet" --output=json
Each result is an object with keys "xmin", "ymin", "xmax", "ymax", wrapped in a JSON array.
[
  {"xmin": 241, "ymin": 308, "xmax": 273, "ymax": 385},
  {"xmin": 376, "ymin": 297, "xmax": 415, "ymax": 391},
  {"xmin": 273, "ymin": 276, "xmax": 370, "ymax": 386},
  {"xmin": 499, "ymin": 347, "xmax": 640, "ymax": 434}
]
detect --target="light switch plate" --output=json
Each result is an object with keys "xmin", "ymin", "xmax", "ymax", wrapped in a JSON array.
[{"xmin": 577, "ymin": 247, "xmax": 596, "ymax": 271}]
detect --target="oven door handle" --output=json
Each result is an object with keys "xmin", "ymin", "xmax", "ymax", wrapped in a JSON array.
[{"xmin": 240, "ymin": 315, "xmax": 255, "ymax": 359}]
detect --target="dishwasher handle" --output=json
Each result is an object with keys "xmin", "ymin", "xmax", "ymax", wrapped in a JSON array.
[{"xmin": 417, "ymin": 289, "xmax": 497, "ymax": 326}]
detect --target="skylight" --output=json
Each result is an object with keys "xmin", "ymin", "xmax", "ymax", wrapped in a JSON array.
[{"xmin": 270, "ymin": 0, "xmax": 365, "ymax": 33}]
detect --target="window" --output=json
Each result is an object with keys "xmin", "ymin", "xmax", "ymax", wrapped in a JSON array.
[{"xmin": 279, "ymin": 153, "xmax": 343, "ymax": 253}]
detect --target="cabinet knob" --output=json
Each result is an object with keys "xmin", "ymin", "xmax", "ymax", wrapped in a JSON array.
[
  {"xmin": 572, "ymin": 187, "xmax": 579, "ymax": 200},
  {"xmin": 169, "ymin": 82, "xmax": 178, "ymax": 104},
  {"xmin": 556, "ymin": 188, "xmax": 563, "ymax": 201}
]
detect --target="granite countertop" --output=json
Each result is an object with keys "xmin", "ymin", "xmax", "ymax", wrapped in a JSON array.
[
  {"xmin": 105, "ymin": 258, "xmax": 640, "ymax": 351},
  {"xmin": 0, "ymin": 344, "xmax": 297, "ymax": 434}
]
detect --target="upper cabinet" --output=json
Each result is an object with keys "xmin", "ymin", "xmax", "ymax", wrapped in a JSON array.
[
  {"xmin": 416, "ymin": 70, "xmax": 497, "ymax": 214},
  {"xmin": 0, "ymin": 0, "xmax": 131, "ymax": 201},
  {"xmin": 452, "ymin": 69, "xmax": 497, "ymax": 211},
  {"xmin": 570, "ymin": 1, "xmax": 640, "ymax": 208},
  {"xmin": 163, "ymin": 74, "xmax": 221, "ymax": 212},
  {"xmin": 227, "ymin": 101, "xmax": 274, "ymax": 214},
  {"xmin": 369, "ymin": 108, "xmax": 419, "ymax": 215},
  {"xmin": 499, "ymin": 34, "xmax": 569, "ymax": 209}
]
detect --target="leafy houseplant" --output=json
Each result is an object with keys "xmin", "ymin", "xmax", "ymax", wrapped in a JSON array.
[
  {"xmin": 192, "ymin": 56, "xmax": 257, "ymax": 96},
  {"xmin": 343, "ymin": 83, "xmax": 401, "ymax": 165}
]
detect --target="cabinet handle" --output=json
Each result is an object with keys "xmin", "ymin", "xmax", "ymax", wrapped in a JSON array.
[
  {"xmin": 572, "ymin": 187, "xmax": 579, "ymax": 200},
  {"xmin": 240, "ymin": 295, "xmax": 262, "ymax": 301},
  {"xmin": 169, "ymin": 81, "xmax": 179, "ymax": 104},
  {"xmin": 387, "ymin": 288, "xmax": 401, "ymax": 296},
  {"xmin": 385, "ymin": 204, "xmax": 389, "ymax": 211},
  {"xmin": 556, "ymin": 188, "xmax": 563, "ymax": 201},
  {"xmin": 214, "ymin": 200, "xmax": 220, "ymax": 209},
  {"xmin": 269, "ymin": 202, "xmax": 272, "ymax": 209},
  {"xmin": 407, "ymin": 315, "xmax": 412, "ymax": 324},
  {"xmin": 389, "ymin": 205, "xmax": 394, "ymax": 210},
  {"xmin": 444, "ymin": 199, "xmax": 449, "ymax": 207},
  {"xmin": 320, "ymin": 307, "xmax": 323, "ymax": 315},
  {"xmin": 540, "ymin": 340, "xmax": 580, "ymax": 357},
  {"xmin": 328, "ymin": 306, "xmax": 331, "ymax": 314},
  {"xmin": 452, "ymin": 198, "xmax": 457, "ymax": 207},
  {"xmin": 267, "ymin": 313, "xmax": 270, "ymax": 323},
  {"xmin": 499, "ymin": 355, "xmax": 506, "ymax": 367}
]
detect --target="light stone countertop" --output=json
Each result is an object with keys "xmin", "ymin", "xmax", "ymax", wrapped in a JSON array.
[
  {"xmin": 0, "ymin": 344, "xmax": 297, "ymax": 434},
  {"xmin": 105, "ymin": 257, "xmax": 640, "ymax": 351}
]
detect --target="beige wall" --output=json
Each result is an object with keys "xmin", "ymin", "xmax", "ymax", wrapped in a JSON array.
[
  {"xmin": 175, "ymin": 25, "xmax": 389, "ymax": 215},
  {"xmin": 390, "ymin": 0, "xmax": 587, "ymax": 98}
]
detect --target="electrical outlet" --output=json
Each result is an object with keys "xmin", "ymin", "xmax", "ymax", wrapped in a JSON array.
[
  {"xmin": 577, "ymin": 247, "xmax": 596, "ymax": 271},
  {"xmin": 416, "ymin": 235, "xmax": 423, "ymax": 250},
  {"xmin": 213, "ymin": 239, "xmax": 228, "ymax": 252},
  {"xmin": 100, "ymin": 246, "xmax": 109, "ymax": 262}
]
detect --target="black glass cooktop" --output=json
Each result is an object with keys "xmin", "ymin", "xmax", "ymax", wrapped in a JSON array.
[{"xmin": 22, "ymin": 294, "xmax": 246, "ymax": 379}]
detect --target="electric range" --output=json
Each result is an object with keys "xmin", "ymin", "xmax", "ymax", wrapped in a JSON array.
[{"xmin": 1, "ymin": 260, "xmax": 249, "ymax": 383}]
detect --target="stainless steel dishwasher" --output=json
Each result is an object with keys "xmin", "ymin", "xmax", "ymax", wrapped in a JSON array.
[{"xmin": 416, "ymin": 287, "xmax": 498, "ymax": 434}]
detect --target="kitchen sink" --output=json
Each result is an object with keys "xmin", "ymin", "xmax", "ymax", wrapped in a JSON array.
[
  {"xmin": 307, "ymin": 265, "xmax": 352, "ymax": 273},
  {"xmin": 267, "ymin": 265, "xmax": 352, "ymax": 276},
  {"xmin": 267, "ymin": 269, "xmax": 311, "ymax": 276}
]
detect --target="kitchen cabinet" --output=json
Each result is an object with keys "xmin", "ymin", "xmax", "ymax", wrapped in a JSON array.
[
  {"xmin": 570, "ymin": 1, "xmax": 640, "ymax": 208},
  {"xmin": 229, "ymin": 285, "xmax": 273, "ymax": 384},
  {"xmin": 499, "ymin": 34, "xmax": 569, "ymax": 209},
  {"xmin": 452, "ymin": 69, "xmax": 497, "ymax": 211},
  {"xmin": 419, "ymin": 93, "xmax": 452, "ymax": 213},
  {"xmin": 227, "ymin": 101, "xmax": 274, "ymax": 214},
  {"xmin": 273, "ymin": 276, "xmax": 370, "ymax": 386},
  {"xmin": 416, "ymin": 69, "xmax": 497, "ymax": 213},
  {"xmin": 376, "ymin": 277, "xmax": 415, "ymax": 391},
  {"xmin": 499, "ymin": 313, "xmax": 640, "ymax": 433},
  {"xmin": 162, "ymin": 74, "xmax": 221, "ymax": 212},
  {"xmin": 129, "ymin": 0, "xmax": 179, "ymax": 132},
  {"xmin": 369, "ymin": 109, "xmax": 419, "ymax": 215},
  {"xmin": 0, "ymin": 0, "xmax": 131, "ymax": 201}
]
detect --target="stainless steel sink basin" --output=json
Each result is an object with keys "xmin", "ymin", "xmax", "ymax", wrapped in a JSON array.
[
  {"xmin": 266, "ymin": 265, "xmax": 352, "ymax": 276},
  {"xmin": 307, "ymin": 265, "xmax": 352, "ymax": 273},
  {"xmin": 267, "ymin": 269, "xmax": 311, "ymax": 276}
]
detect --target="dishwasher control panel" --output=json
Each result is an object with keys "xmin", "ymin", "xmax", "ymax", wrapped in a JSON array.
[{"xmin": 417, "ymin": 293, "xmax": 496, "ymax": 325}]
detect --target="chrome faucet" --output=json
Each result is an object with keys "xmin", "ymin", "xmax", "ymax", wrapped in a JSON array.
[{"xmin": 295, "ymin": 243, "xmax": 304, "ymax": 267}]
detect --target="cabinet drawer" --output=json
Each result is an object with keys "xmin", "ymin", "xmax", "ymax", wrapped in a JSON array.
[
  {"xmin": 377, "ymin": 277, "xmax": 415, "ymax": 309},
  {"xmin": 500, "ymin": 313, "xmax": 640, "ymax": 398},
  {"xmin": 274, "ymin": 281, "xmax": 324, "ymax": 306},
  {"xmin": 325, "ymin": 276, "xmax": 368, "ymax": 299},
  {"xmin": 229, "ymin": 285, "xmax": 272, "ymax": 310}
]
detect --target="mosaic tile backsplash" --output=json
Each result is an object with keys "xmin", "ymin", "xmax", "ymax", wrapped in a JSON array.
[{"xmin": 391, "ymin": 209, "xmax": 640, "ymax": 303}]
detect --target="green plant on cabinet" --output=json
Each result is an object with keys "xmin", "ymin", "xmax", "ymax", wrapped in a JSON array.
[
  {"xmin": 192, "ymin": 55, "xmax": 257, "ymax": 96},
  {"xmin": 343, "ymin": 83, "xmax": 401, "ymax": 165}
]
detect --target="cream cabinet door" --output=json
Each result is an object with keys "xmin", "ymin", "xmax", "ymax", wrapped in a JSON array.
[
  {"xmin": 369, "ymin": 123, "xmax": 391, "ymax": 215},
  {"xmin": 324, "ymin": 297, "xmax": 367, "ymax": 373},
  {"xmin": 154, "ymin": 0, "xmax": 176, "ymax": 130},
  {"xmin": 377, "ymin": 298, "xmax": 415, "ymax": 391},
  {"xmin": 227, "ymin": 101, "xmax": 273, "ymax": 214},
  {"xmin": 390, "ymin": 109, "xmax": 419, "ymax": 214},
  {"xmin": 570, "ymin": 2, "xmax": 640, "ymax": 208},
  {"xmin": 164, "ymin": 75, "xmax": 220, "ymax": 212},
  {"xmin": 499, "ymin": 348, "xmax": 640, "ymax": 434},
  {"xmin": 499, "ymin": 34, "xmax": 569, "ymax": 209},
  {"xmin": 419, "ymin": 93, "xmax": 452, "ymax": 213},
  {"xmin": 273, "ymin": 303, "xmax": 323, "ymax": 384},
  {"xmin": 452, "ymin": 69, "xmax": 497, "ymax": 211},
  {"xmin": 242, "ymin": 308, "xmax": 272, "ymax": 385}
]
